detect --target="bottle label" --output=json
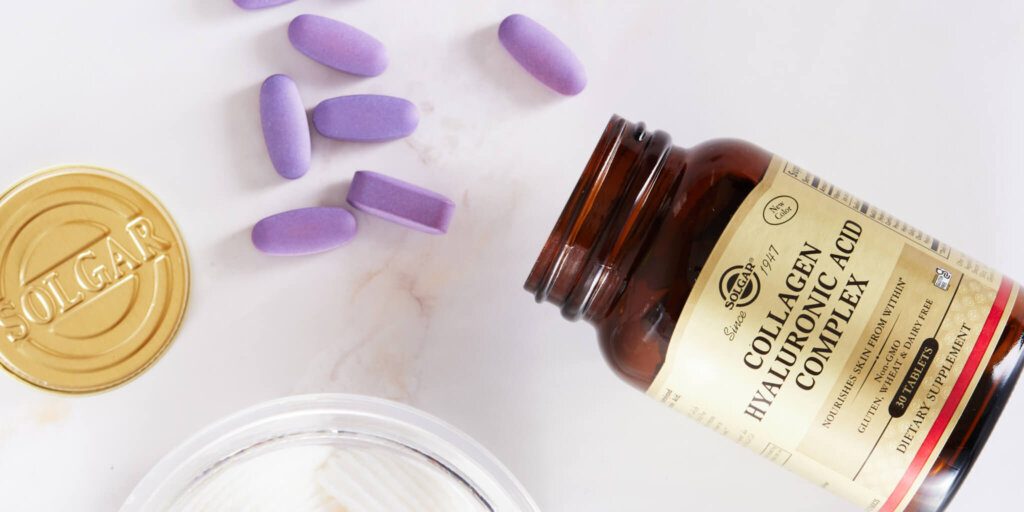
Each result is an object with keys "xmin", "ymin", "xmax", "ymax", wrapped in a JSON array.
[{"xmin": 647, "ymin": 156, "xmax": 1017, "ymax": 511}]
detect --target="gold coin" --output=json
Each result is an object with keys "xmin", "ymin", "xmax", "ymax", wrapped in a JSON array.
[{"xmin": 0, "ymin": 166, "xmax": 190, "ymax": 393}]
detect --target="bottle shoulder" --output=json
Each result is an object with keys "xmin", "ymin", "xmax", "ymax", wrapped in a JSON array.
[{"xmin": 594, "ymin": 138, "xmax": 773, "ymax": 390}]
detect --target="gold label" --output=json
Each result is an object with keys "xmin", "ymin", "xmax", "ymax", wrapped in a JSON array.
[
  {"xmin": 647, "ymin": 156, "xmax": 1016, "ymax": 511},
  {"xmin": 0, "ymin": 166, "xmax": 190, "ymax": 393}
]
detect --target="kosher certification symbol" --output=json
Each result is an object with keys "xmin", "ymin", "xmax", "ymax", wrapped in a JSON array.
[
  {"xmin": 0, "ymin": 166, "xmax": 190, "ymax": 393},
  {"xmin": 763, "ymin": 195, "xmax": 799, "ymax": 225}
]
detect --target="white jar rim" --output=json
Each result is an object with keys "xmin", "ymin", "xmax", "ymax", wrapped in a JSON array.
[{"xmin": 120, "ymin": 394, "xmax": 538, "ymax": 512}]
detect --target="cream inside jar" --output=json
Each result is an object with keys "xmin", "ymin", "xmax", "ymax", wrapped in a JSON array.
[
  {"xmin": 122, "ymin": 395, "xmax": 537, "ymax": 512},
  {"xmin": 173, "ymin": 444, "xmax": 487, "ymax": 511}
]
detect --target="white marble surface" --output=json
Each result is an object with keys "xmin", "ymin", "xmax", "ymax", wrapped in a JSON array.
[{"xmin": 2, "ymin": 1, "xmax": 1024, "ymax": 510}]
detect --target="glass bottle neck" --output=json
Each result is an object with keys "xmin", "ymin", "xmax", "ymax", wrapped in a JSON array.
[{"xmin": 525, "ymin": 115, "xmax": 677, "ymax": 321}]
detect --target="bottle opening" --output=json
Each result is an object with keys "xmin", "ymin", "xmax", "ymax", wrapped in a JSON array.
[{"xmin": 524, "ymin": 115, "xmax": 672, "ymax": 321}]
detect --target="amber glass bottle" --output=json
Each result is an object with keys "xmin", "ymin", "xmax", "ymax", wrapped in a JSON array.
[{"xmin": 526, "ymin": 116, "xmax": 1024, "ymax": 512}]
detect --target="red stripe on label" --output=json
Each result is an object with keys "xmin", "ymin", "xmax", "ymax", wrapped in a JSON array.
[{"xmin": 880, "ymin": 277, "xmax": 1013, "ymax": 512}]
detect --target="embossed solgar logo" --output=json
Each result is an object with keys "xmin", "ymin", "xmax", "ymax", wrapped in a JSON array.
[
  {"xmin": 719, "ymin": 259, "xmax": 761, "ymax": 310},
  {"xmin": 0, "ymin": 217, "xmax": 171, "ymax": 341},
  {"xmin": 0, "ymin": 167, "xmax": 190, "ymax": 393}
]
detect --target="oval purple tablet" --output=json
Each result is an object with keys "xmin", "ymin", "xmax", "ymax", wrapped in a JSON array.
[
  {"xmin": 259, "ymin": 74, "xmax": 311, "ymax": 180},
  {"xmin": 347, "ymin": 171, "xmax": 455, "ymax": 235},
  {"xmin": 313, "ymin": 95, "xmax": 419, "ymax": 142},
  {"xmin": 252, "ymin": 207, "xmax": 358, "ymax": 255},
  {"xmin": 288, "ymin": 14, "xmax": 388, "ymax": 77},
  {"xmin": 498, "ymin": 14, "xmax": 587, "ymax": 96},
  {"xmin": 234, "ymin": 0, "xmax": 295, "ymax": 9}
]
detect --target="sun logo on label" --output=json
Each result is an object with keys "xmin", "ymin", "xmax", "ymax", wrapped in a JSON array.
[
  {"xmin": 719, "ymin": 259, "xmax": 761, "ymax": 310},
  {"xmin": 0, "ymin": 167, "xmax": 189, "ymax": 393}
]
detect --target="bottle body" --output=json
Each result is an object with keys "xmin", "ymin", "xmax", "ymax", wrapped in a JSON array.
[{"xmin": 526, "ymin": 116, "xmax": 1024, "ymax": 511}]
